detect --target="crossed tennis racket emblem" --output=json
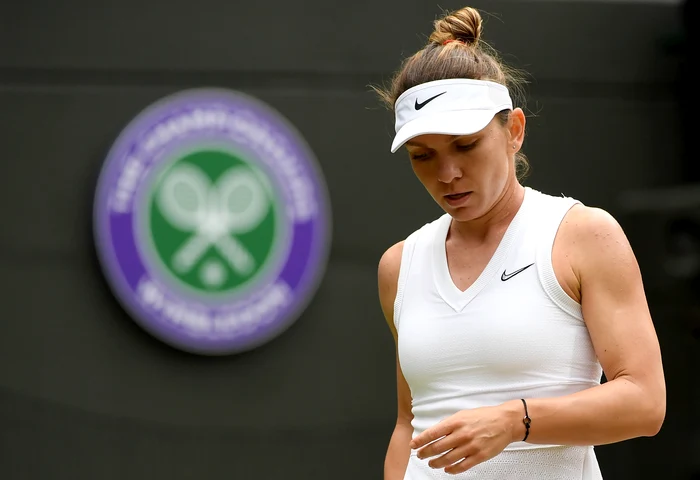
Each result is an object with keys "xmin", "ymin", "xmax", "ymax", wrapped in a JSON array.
[{"xmin": 156, "ymin": 164, "xmax": 270, "ymax": 276}]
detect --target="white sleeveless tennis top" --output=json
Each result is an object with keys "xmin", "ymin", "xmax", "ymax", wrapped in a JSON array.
[{"xmin": 394, "ymin": 187, "xmax": 604, "ymax": 479}]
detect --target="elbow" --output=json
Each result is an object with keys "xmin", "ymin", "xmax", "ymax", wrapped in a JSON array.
[
  {"xmin": 642, "ymin": 392, "xmax": 666, "ymax": 437},
  {"xmin": 623, "ymin": 373, "xmax": 666, "ymax": 437},
  {"xmin": 645, "ymin": 404, "xmax": 666, "ymax": 437},
  {"xmin": 396, "ymin": 411, "xmax": 414, "ymax": 428}
]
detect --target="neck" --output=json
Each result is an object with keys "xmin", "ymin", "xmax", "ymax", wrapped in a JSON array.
[{"xmin": 450, "ymin": 178, "xmax": 525, "ymax": 242}]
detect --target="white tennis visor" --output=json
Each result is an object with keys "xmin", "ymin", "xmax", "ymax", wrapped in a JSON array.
[{"xmin": 390, "ymin": 79, "xmax": 513, "ymax": 153}]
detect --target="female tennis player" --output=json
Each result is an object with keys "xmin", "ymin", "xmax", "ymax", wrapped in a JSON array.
[{"xmin": 376, "ymin": 6, "xmax": 666, "ymax": 479}]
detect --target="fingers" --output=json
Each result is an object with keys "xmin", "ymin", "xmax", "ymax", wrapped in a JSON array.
[
  {"xmin": 415, "ymin": 434, "xmax": 459, "ymax": 460},
  {"xmin": 417, "ymin": 435, "xmax": 497, "ymax": 473},
  {"xmin": 426, "ymin": 444, "xmax": 476, "ymax": 470},
  {"xmin": 444, "ymin": 452, "xmax": 488, "ymax": 475},
  {"xmin": 410, "ymin": 421, "xmax": 453, "ymax": 449}
]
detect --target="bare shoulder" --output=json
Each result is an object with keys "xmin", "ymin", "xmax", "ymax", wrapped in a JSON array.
[
  {"xmin": 554, "ymin": 204, "xmax": 641, "ymax": 301},
  {"xmin": 560, "ymin": 203, "xmax": 626, "ymax": 236},
  {"xmin": 378, "ymin": 241, "xmax": 405, "ymax": 283},
  {"xmin": 378, "ymin": 241, "xmax": 405, "ymax": 334},
  {"xmin": 559, "ymin": 204, "xmax": 636, "ymax": 264}
]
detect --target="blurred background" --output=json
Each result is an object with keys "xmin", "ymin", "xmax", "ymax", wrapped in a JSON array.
[{"xmin": 0, "ymin": 0, "xmax": 697, "ymax": 478}]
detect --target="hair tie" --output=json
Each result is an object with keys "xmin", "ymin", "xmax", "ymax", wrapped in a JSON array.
[{"xmin": 443, "ymin": 39, "xmax": 463, "ymax": 46}]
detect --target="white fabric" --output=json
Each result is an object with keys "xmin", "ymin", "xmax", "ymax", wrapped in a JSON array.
[
  {"xmin": 391, "ymin": 79, "xmax": 513, "ymax": 153},
  {"xmin": 405, "ymin": 447, "xmax": 602, "ymax": 480},
  {"xmin": 394, "ymin": 187, "xmax": 604, "ymax": 479}
]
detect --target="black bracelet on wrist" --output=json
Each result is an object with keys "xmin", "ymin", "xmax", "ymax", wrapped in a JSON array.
[{"xmin": 520, "ymin": 398, "xmax": 531, "ymax": 442}]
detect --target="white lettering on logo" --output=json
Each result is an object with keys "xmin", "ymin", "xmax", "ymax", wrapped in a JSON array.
[
  {"xmin": 111, "ymin": 107, "xmax": 318, "ymax": 222},
  {"xmin": 137, "ymin": 279, "xmax": 212, "ymax": 334},
  {"xmin": 212, "ymin": 281, "xmax": 293, "ymax": 334},
  {"xmin": 110, "ymin": 155, "xmax": 144, "ymax": 213},
  {"xmin": 136, "ymin": 277, "xmax": 292, "ymax": 335}
]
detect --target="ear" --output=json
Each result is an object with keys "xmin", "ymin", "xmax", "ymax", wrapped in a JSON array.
[{"xmin": 508, "ymin": 108, "xmax": 526, "ymax": 150}]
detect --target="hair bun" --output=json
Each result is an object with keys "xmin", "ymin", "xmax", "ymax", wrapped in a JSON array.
[{"xmin": 429, "ymin": 6, "xmax": 483, "ymax": 46}]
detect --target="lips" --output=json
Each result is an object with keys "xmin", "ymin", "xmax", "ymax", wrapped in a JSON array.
[
  {"xmin": 445, "ymin": 192, "xmax": 469, "ymax": 200},
  {"xmin": 444, "ymin": 191, "xmax": 472, "ymax": 207}
]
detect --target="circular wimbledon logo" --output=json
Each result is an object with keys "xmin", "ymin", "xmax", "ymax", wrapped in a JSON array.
[{"xmin": 93, "ymin": 88, "xmax": 331, "ymax": 355}]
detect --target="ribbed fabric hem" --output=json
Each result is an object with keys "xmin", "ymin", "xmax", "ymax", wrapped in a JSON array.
[{"xmin": 536, "ymin": 198, "xmax": 583, "ymax": 320}]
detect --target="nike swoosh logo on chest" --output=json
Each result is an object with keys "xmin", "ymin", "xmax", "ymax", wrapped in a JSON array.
[{"xmin": 501, "ymin": 263, "xmax": 535, "ymax": 281}]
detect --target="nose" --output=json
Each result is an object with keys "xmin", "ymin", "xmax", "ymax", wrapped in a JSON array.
[{"xmin": 436, "ymin": 156, "xmax": 463, "ymax": 184}]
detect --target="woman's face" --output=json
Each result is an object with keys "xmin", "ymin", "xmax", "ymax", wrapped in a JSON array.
[{"xmin": 404, "ymin": 109, "xmax": 525, "ymax": 222}]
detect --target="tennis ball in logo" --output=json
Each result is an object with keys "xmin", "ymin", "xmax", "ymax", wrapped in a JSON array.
[{"xmin": 146, "ymin": 150, "xmax": 280, "ymax": 294}]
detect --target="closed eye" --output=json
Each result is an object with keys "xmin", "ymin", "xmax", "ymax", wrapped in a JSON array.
[
  {"xmin": 408, "ymin": 150, "xmax": 432, "ymax": 161},
  {"xmin": 456, "ymin": 141, "xmax": 478, "ymax": 151}
]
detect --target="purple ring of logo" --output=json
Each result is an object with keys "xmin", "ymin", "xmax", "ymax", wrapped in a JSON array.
[{"xmin": 93, "ymin": 88, "xmax": 331, "ymax": 355}]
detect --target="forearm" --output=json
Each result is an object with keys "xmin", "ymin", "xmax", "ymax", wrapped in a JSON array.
[
  {"xmin": 384, "ymin": 421, "xmax": 413, "ymax": 480},
  {"xmin": 504, "ymin": 376, "xmax": 665, "ymax": 446}
]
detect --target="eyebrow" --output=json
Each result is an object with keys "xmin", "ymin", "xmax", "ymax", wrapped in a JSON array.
[{"xmin": 405, "ymin": 135, "xmax": 463, "ymax": 148}]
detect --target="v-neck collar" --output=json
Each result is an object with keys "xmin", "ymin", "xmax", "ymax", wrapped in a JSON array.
[{"xmin": 432, "ymin": 187, "xmax": 532, "ymax": 312}]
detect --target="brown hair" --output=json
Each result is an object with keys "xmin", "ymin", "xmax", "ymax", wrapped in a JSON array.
[{"xmin": 375, "ymin": 6, "xmax": 530, "ymax": 180}]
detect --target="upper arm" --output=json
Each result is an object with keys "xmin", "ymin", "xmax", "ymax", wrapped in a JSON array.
[
  {"xmin": 378, "ymin": 241, "xmax": 414, "ymax": 424},
  {"xmin": 556, "ymin": 205, "xmax": 666, "ymax": 413}
]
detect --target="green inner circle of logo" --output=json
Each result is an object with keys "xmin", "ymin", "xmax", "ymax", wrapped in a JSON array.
[{"xmin": 147, "ymin": 149, "xmax": 279, "ymax": 294}]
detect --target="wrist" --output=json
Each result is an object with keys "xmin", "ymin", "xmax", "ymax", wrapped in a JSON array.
[{"xmin": 502, "ymin": 399, "xmax": 528, "ymax": 443}]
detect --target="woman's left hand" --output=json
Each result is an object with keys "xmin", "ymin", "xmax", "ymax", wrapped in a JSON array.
[{"xmin": 409, "ymin": 402, "xmax": 520, "ymax": 474}]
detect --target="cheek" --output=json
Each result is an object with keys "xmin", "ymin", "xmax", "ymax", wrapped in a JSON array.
[
  {"xmin": 471, "ymin": 153, "xmax": 510, "ymax": 190},
  {"xmin": 469, "ymin": 138, "xmax": 506, "ymax": 173},
  {"xmin": 471, "ymin": 152, "xmax": 502, "ymax": 175},
  {"xmin": 410, "ymin": 161, "xmax": 433, "ymax": 184},
  {"xmin": 486, "ymin": 155, "xmax": 510, "ymax": 178}
]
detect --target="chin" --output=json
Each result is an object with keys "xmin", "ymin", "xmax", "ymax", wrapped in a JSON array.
[{"xmin": 442, "ymin": 204, "xmax": 480, "ymax": 222}]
